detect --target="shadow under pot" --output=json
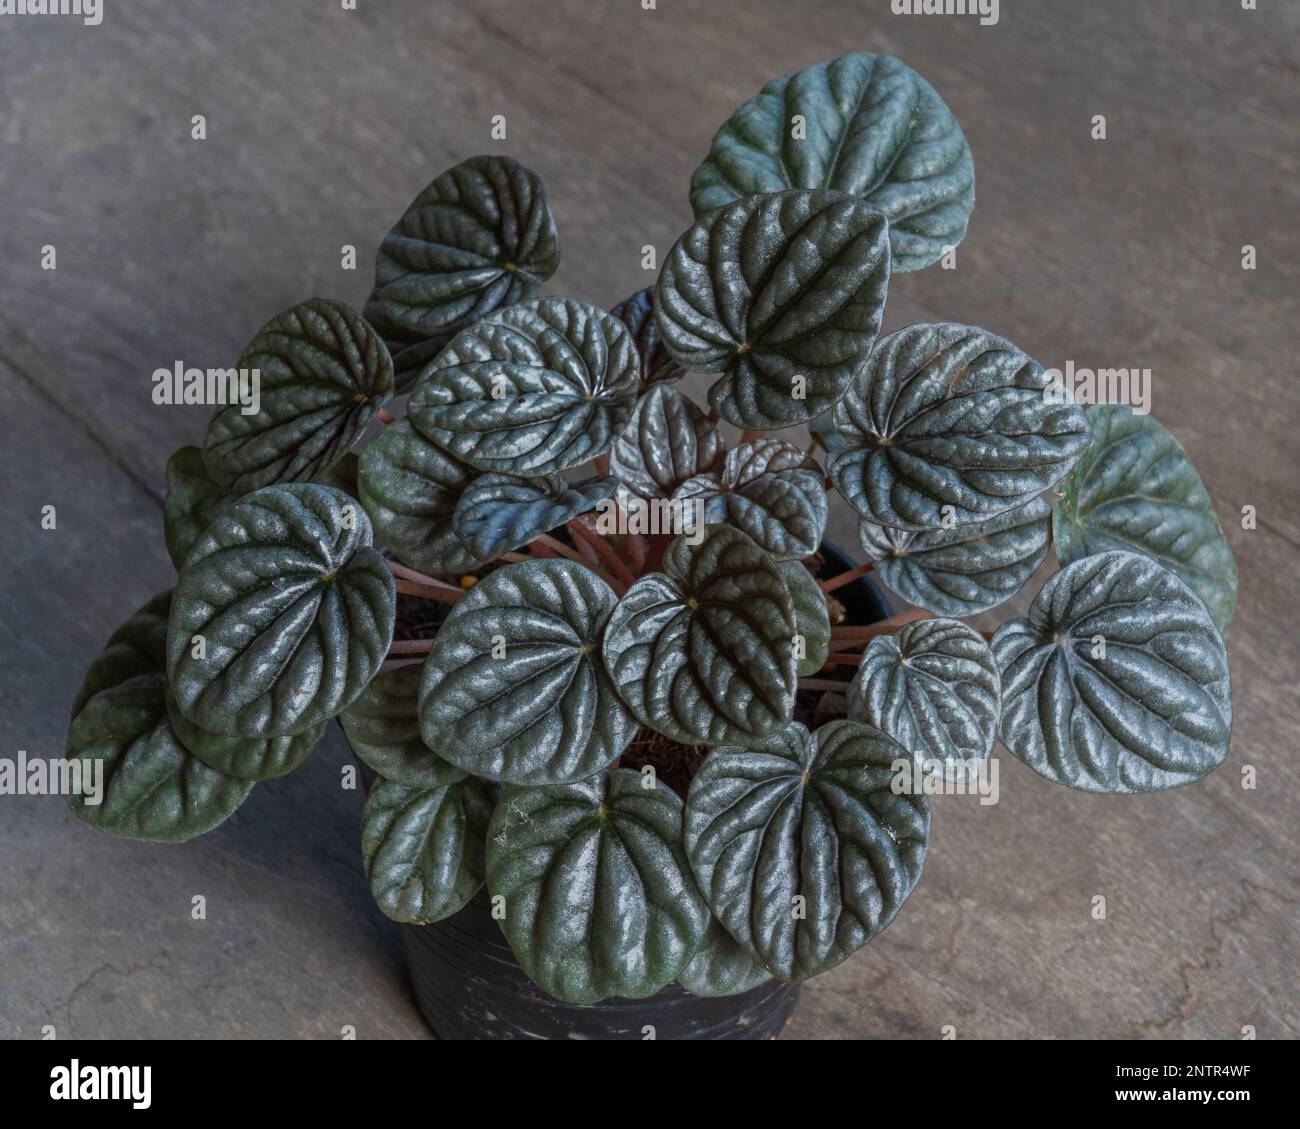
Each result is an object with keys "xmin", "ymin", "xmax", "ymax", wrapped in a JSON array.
[{"xmin": 380, "ymin": 540, "xmax": 890, "ymax": 1040}]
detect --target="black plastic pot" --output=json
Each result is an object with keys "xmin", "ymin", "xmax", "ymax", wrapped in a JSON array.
[{"xmin": 394, "ymin": 540, "xmax": 890, "ymax": 1040}]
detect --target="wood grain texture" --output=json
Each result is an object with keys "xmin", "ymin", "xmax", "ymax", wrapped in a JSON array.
[{"xmin": 0, "ymin": 0, "xmax": 1295, "ymax": 1039}]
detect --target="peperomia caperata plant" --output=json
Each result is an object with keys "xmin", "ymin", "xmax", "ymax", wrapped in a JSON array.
[{"xmin": 67, "ymin": 51, "xmax": 1236, "ymax": 1005}]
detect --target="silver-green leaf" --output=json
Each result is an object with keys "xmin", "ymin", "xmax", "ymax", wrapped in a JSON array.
[
  {"xmin": 1053, "ymin": 405, "xmax": 1237, "ymax": 632},
  {"xmin": 603, "ymin": 526, "xmax": 797, "ymax": 746},
  {"xmin": 486, "ymin": 769, "xmax": 709, "ymax": 1004},
  {"xmin": 163, "ymin": 446, "xmax": 231, "ymax": 570},
  {"xmin": 992, "ymin": 551, "xmax": 1232, "ymax": 793},
  {"xmin": 67, "ymin": 594, "xmax": 252, "ymax": 843},
  {"xmin": 362, "ymin": 775, "xmax": 494, "ymax": 923},
  {"xmin": 859, "ymin": 497, "xmax": 1052, "ymax": 617},
  {"xmin": 202, "ymin": 298, "xmax": 393, "ymax": 495},
  {"xmin": 452, "ymin": 473, "xmax": 617, "ymax": 562},
  {"xmin": 165, "ymin": 688, "xmax": 324, "ymax": 781},
  {"xmin": 357, "ymin": 419, "xmax": 480, "ymax": 576},
  {"xmin": 611, "ymin": 287, "xmax": 685, "ymax": 390},
  {"xmin": 610, "ymin": 384, "xmax": 724, "ymax": 499},
  {"xmin": 780, "ymin": 560, "xmax": 831, "ymax": 677},
  {"xmin": 409, "ymin": 297, "xmax": 639, "ymax": 475},
  {"xmin": 339, "ymin": 665, "xmax": 465, "ymax": 788},
  {"xmin": 678, "ymin": 918, "xmax": 772, "ymax": 998},
  {"xmin": 655, "ymin": 188, "xmax": 890, "ymax": 430},
  {"xmin": 166, "ymin": 483, "xmax": 396, "ymax": 737},
  {"xmin": 829, "ymin": 323, "xmax": 1090, "ymax": 530},
  {"xmin": 369, "ymin": 154, "xmax": 559, "ymax": 343},
  {"xmin": 690, "ymin": 52, "xmax": 974, "ymax": 273},
  {"xmin": 418, "ymin": 559, "xmax": 636, "ymax": 785},
  {"xmin": 676, "ymin": 439, "xmax": 828, "ymax": 561},
  {"xmin": 684, "ymin": 720, "xmax": 929, "ymax": 983},
  {"xmin": 849, "ymin": 618, "xmax": 1000, "ymax": 782}
]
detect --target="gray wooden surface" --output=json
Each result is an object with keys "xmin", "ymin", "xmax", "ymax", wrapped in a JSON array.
[{"xmin": 1, "ymin": 0, "xmax": 1296, "ymax": 1040}]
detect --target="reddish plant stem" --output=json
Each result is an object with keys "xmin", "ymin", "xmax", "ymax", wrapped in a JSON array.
[
  {"xmin": 739, "ymin": 428, "xmax": 765, "ymax": 444},
  {"xmin": 615, "ymin": 493, "xmax": 649, "ymax": 573},
  {"xmin": 377, "ymin": 408, "xmax": 396, "ymax": 425},
  {"xmin": 594, "ymin": 453, "xmax": 612, "ymax": 476},
  {"xmin": 529, "ymin": 539, "xmax": 559, "ymax": 559},
  {"xmin": 532, "ymin": 533, "xmax": 587, "ymax": 565},
  {"xmin": 502, "ymin": 551, "xmax": 530, "ymax": 563},
  {"xmin": 387, "ymin": 560, "xmax": 466, "ymax": 605},
  {"xmin": 819, "ymin": 559, "xmax": 875, "ymax": 593},
  {"xmin": 568, "ymin": 518, "xmax": 636, "ymax": 590},
  {"xmin": 822, "ymin": 652, "xmax": 865, "ymax": 667},
  {"xmin": 388, "ymin": 639, "xmax": 435, "ymax": 656}
]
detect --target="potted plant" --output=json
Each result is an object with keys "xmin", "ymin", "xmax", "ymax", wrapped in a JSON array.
[{"xmin": 66, "ymin": 51, "xmax": 1235, "ymax": 1041}]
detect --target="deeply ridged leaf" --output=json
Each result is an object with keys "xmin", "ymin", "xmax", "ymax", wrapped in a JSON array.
[
  {"xmin": 860, "ymin": 497, "xmax": 1052, "ymax": 616},
  {"xmin": 368, "ymin": 155, "xmax": 559, "ymax": 344},
  {"xmin": 339, "ymin": 666, "xmax": 465, "ymax": 788},
  {"xmin": 167, "ymin": 483, "xmax": 396, "ymax": 737},
  {"xmin": 611, "ymin": 287, "xmax": 685, "ymax": 389},
  {"xmin": 357, "ymin": 420, "xmax": 479, "ymax": 576},
  {"xmin": 202, "ymin": 298, "xmax": 393, "ymax": 494},
  {"xmin": 676, "ymin": 439, "xmax": 828, "ymax": 561},
  {"xmin": 610, "ymin": 384, "xmax": 724, "ymax": 499},
  {"xmin": 829, "ymin": 323, "xmax": 1090, "ymax": 530},
  {"xmin": 165, "ymin": 689, "xmax": 324, "ymax": 781},
  {"xmin": 603, "ymin": 525, "xmax": 797, "ymax": 746},
  {"xmin": 684, "ymin": 720, "xmax": 929, "ymax": 983},
  {"xmin": 1053, "ymin": 405, "xmax": 1237, "ymax": 631},
  {"xmin": 849, "ymin": 618, "xmax": 1000, "ymax": 782},
  {"xmin": 486, "ymin": 769, "xmax": 709, "ymax": 1004},
  {"xmin": 362, "ymin": 776, "xmax": 494, "ymax": 923},
  {"xmin": 780, "ymin": 560, "xmax": 831, "ymax": 677},
  {"xmin": 71, "ymin": 591, "xmax": 172, "ymax": 719},
  {"xmin": 409, "ymin": 297, "xmax": 639, "ymax": 474},
  {"xmin": 655, "ymin": 189, "xmax": 890, "ymax": 429},
  {"xmin": 452, "ymin": 473, "xmax": 617, "ymax": 561},
  {"xmin": 163, "ymin": 446, "xmax": 230, "ymax": 570},
  {"xmin": 690, "ymin": 52, "xmax": 975, "ymax": 272},
  {"xmin": 67, "ymin": 595, "xmax": 252, "ymax": 842},
  {"xmin": 678, "ymin": 917, "xmax": 772, "ymax": 998},
  {"xmin": 418, "ymin": 559, "xmax": 636, "ymax": 784},
  {"xmin": 992, "ymin": 551, "xmax": 1232, "ymax": 793}
]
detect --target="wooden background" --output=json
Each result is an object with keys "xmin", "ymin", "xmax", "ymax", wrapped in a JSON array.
[{"xmin": 1, "ymin": 0, "xmax": 1296, "ymax": 1040}]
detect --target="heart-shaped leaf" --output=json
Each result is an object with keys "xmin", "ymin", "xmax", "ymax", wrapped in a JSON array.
[
  {"xmin": 603, "ymin": 525, "xmax": 796, "ymax": 746},
  {"xmin": 71, "ymin": 591, "xmax": 172, "ymax": 719},
  {"xmin": 452, "ymin": 473, "xmax": 618, "ymax": 561},
  {"xmin": 992, "ymin": 550, "xmax": 1232, "ymax": 793},
  {"xmin": 165, "ymin": 688, "xmax": 324, "ymax": 781},
  {"xmin": 690, "ymin": 52, "xmax": 975, "ymax": 273},
  {"xmin": 357, "ymin": 419, "xmax": 480, "ymax": 576},
  {"xmin": 202, "ymin": 298, "xmax": 393, "ymax": 495},
  {"xmin": 1053, "ymin": 405, "xmax": 1237, "ymax": 632},
  {"xmin": 409, "ymin": 297, "xmax": 640, "ymax": 475},
  {"xmin": 67, "ymin": 596, "xmax": 252, "ymax": 842},
  {"xmin": 163, "ymin": 446, "xmax": 231, "ymax": 570},
  {"xmin": 167, "ymin": 483, "xmax": 396, "ymax": 737},
  {"xmin": 655, "ymin": 188, "xmax": 890, "ymax": 430},
  {"xmin": 362, "ymin": 775, "xmax": 495, "ymax": 923},
  {"xmin": 611, "ymin": 287, "xmax": 685, "ymax": 389},
  {"xmin": 684, "ymin": 720, "xmax": 930, "ymax": 983},
  {"xmin": 828, "ymin": 323, "xmax": 1090, "ymax": 530},
  {"xmin": 859, "ymin": 497, "xmax": 1052, "ymax": 616},
  {"xmin": 418, "ymin": 559, "xmax": 637, "ymax": 784},
  {"xmin": 486, "ymin": 768, "xmax": 709, "ymax": 1004},
  {"xmin": 369, "ymin": 155, "xmax": 560, "ymax": 344},
  {"xmin": 677, "ymin": 439, "xmax": 828, "ymax": 561},
  {"xmin": 780, "ymin": 560, "xmax": 831, "ymax": 677},
  {"xmin": 339, "ymin": 665, "xmax": 465, "ymax": 788},
  {"xmin": 610, "ymin": 384, "xmax": 724, "ymax": 499},
  {"xmin": 678, "ymin": 917, "xmax": 773, "ymax": 998},
  {"xmin": 849, "ymin": 618, "xmax": 1000, "ymax": 782}
]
